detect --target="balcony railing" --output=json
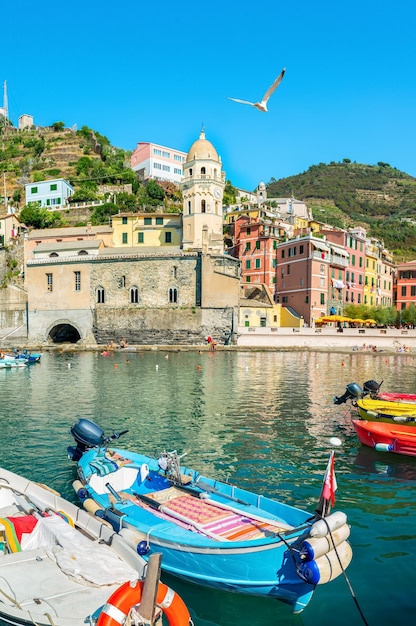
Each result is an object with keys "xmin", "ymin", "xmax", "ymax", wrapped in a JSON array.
[{"xmin": 330, "ymin": 255, "xmax": 349, "ymax": 268}]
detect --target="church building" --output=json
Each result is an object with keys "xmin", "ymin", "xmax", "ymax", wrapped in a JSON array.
[{"xmin": 25, "ymin": 130, "xmax": 241, "ymax": 346}]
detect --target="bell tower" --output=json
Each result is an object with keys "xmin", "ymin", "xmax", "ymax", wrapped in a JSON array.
[{"xmin": 181, "ymin": 129, "xmax": 225, "ymax": 254}]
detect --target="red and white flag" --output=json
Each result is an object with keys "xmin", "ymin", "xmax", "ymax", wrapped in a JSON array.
[{"xmin": 322, "ymin": 451, "xmax": 337, "ymax": 506}]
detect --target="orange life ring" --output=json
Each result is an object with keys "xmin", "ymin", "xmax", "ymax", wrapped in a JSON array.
[{"xmin": 97, "ymin": 579, "xmax": 191, "ymax": 626}]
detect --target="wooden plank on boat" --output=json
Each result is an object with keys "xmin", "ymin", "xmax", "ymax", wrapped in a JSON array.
[{"xmin": 137, "ymin": 552, "xmax": 162, "ymax": 624}]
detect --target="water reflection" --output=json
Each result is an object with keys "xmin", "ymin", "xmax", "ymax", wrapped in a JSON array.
[{"xmin": 1, "ymin": 350, "xmax": 416, "ymax": 625}]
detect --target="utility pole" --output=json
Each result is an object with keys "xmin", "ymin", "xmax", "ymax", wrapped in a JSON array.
[{"xmin": 3, "ymin": 80, "xmax": 8, "ymax": 121}]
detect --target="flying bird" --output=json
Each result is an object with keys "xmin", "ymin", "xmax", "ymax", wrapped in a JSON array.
[{"xmin": 228, "ymin": 68, "xmax": 286, "ymax": 112}]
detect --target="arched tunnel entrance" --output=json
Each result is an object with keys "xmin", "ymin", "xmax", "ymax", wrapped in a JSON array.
[{"xmin": 48, "ymin": 324, "xmax": 81, "ymax": 344}]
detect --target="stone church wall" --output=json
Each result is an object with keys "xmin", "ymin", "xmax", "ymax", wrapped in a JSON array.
[{"xmin": 93, "ymin": 306, "xmax": 236, "ymax": 346}]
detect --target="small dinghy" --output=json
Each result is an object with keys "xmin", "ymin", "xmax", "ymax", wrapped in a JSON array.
[{"xmin": 0, "ymin": 467, "xmax": 191, "ymax": 626}]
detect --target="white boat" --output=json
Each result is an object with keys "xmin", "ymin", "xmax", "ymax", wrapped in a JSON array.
[
  {"xmin": 0, "ymin": 467, "xmax": 191, "ymax": 626},
  {"xmin": 0, "ymin": 356, "xmax": 27, "ymax": 368}
]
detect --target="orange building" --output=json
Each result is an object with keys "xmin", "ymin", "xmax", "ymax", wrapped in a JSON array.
[
  {"xmin": 229, "ymin": 214, "xmax": 286, "ymax": 292},
  {"xmin": 395, "ymin": 260, "xmax": 416, "ymax": 313}
]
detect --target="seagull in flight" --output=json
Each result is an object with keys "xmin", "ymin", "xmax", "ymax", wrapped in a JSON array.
[{"xmin": 228, "ymin": 68, "xmax": 286, "ymax": 112}]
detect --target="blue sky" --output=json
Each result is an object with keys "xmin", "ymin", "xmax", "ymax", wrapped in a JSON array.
[{"xmin": 2, "ymin": 1, "xmax": 416, "ymax": 191}]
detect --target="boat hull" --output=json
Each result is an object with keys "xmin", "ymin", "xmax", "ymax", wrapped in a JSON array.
[{"xmin": 352, "ymin": 419, "xmax": 416, "ymax": 457}]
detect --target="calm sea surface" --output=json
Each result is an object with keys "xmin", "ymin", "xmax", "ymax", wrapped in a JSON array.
[{"xmin": 1, "ymin": 349, "xmax": 416, "ymax": 626}]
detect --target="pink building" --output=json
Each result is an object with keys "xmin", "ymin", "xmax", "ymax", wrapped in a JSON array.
[
  {"xmin": 274, "ymin": 234, "xmax": 332, "ymax": 326},
  {"xmin": 230, "ymin": 215, "xmax": 286, "ymax": 292},
  {"xmin": 322, "ymin": 227, "xmax": 366, "ymax": 307},
  {"xmin": 130, "ymin": 142, "xmax": 186, "ymax": 184}
]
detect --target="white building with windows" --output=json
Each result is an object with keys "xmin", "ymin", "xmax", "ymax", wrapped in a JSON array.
[
  {"xmin": 130, "ymin": 142, "xmax": 186, "ymax": 184},
  {"xmin": 25, "ymin": 179, "xmax": 74, "ymax": 209}
]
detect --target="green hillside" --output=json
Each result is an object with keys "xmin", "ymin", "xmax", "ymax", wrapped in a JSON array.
[
  {"xmin": 267, "ymin": 161, "xmax": 416, "ymax": 262},
  {"xmin": 2, "ymin": 119, "xmax": 416, "ymax": 262},
  {"xmin": 0, "ymin": 121, "xmax": 182, "ymax": 227}
]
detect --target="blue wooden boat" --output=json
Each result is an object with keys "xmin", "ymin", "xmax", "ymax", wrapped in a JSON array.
[
  {"xmin": 12, "ymin": 349, "xmax": 42, "ymax": 364},
  {"xmin": 68, "ymin": 419, "xmax": 353, "ymax": 614}
]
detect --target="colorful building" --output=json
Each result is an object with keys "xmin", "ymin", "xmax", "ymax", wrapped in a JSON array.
[
  {"xmin": 364, "ymin": 237, "xmax": 380, "ymax": 306},
  {"xmin": 111, "ymin": 213, "xmax": 182, "ymax": 248},
  {"xmin": 0, "ymin": 213, "xmax": 25, "ymax": 246},
  {"xmin": 395, "ymin": 260, "xmax": 416, "ymax": 312},
  {"xmin": 25, "ymin": 179, "xmax": 74, "ymax": 209},
  {"xmin": 131, "ymin": 142, "xmax": 186, "ymax": 184},
  {"xmin": 322, "ymin": 226, "xmax": 366, "ymax": 307}
]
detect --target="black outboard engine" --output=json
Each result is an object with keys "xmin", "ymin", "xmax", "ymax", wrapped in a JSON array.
[
  {"xmin": 363, "ymin": 379, "xmax": 382, "ymax": 397},
  {"xmin": 67, "ymin": 418, "xmax": 106, "ymax": 462},
  {"xmin": 333, "ymin": 382, "xmax": 364, "ymax": 405},
  {"xmin": 68, "ymin": 418, "xmax": 129, "ymax": 462}
]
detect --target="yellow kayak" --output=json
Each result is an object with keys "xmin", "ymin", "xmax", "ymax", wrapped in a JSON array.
[{"xmin": 356, "ymin": 398, "xmax": 416, "ymax": 425}]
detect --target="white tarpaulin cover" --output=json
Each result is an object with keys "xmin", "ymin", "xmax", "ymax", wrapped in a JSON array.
[{"xmin": 21, "ymin": 515, "xmax": 136, "ymax": 587}]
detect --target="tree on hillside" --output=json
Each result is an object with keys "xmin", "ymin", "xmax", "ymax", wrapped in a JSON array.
[
  {"xmin": 19, "ymin": 203, "xmax": 64, "ymax": 229},
  {"xmin": 51, "ymin": 121, "xmax": 65, "ymax": 131},
  {"xmin": 114, "ymin": 192, "xmax": 138, "ymax": 211},
  {"xmin": 90, "ymin": 202, "xmax": 119, "ymax": 226},
  {"xmin": 145, "ymin": 180, "xmax": 165, "ymax": 205},
  {"xmin": 223, "ymin": 180, "xmax": 237, "ymax": 205}
]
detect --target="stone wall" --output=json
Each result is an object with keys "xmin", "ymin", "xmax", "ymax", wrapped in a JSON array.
[
  {"xmin": 0, "ymin": 284, "xmax": 27, "ymax": 330},
  {"xmin": 93, "ymin": 306, "xmax": 236, "ymax": 346}
]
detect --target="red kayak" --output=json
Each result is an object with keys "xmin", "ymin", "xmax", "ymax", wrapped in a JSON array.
[
  {"xmin": 353, "ymin": 419, "xmax": 416, "ymax": 457},
  {"xmin": 378, "ymin": 392, "xmax": 416, "ymax": 403}
]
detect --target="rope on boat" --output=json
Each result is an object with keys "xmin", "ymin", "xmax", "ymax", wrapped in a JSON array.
[
  {"xmin": 316, "ymin": 515, "xmax": 369, "ymax": 626},
  {"xmin": 0, "ymin": 579, "xmax": 23, "ymax": 609}
]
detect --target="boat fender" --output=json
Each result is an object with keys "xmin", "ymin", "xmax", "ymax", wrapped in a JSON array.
[
  {"xmin": 393, "ymin": 416, "xmax": 408, "ymax": 423},
  {"xmin": 83, "ymin": 498, "xmax": 104, "ymax": 516},
  {"xmin": 300, "ymin": 523, "xmax": 350, "ymax": 561},
  {"xmin": 375, "ymin": 443, "xmax": 393, "ymax": 452},
  {"xmin": 96, "ymin": 579, "xmax": 192, "ymax": 626},
  {"xmin": 72, "ymin": 479, "xmax": 89, "ymax": 500},
  {"xmin": 137, "ymin": 540, "xmax": 150, "ymax": 555},
  {"xmin": 298, "ymin": 540, "xmax": 353, "ymax": 585},
  {"xmin": 119, "ymin": 528, "xmax": 150, "ymax": 555},
  {"xmin": 309, "ymin": 511, "xmax": 347, "ymax": 538},
  {"xmin": 367, "ymin": 411, "xmax": 379, "ymax": 418}
]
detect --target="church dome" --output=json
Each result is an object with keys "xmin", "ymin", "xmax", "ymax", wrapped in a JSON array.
[{"xmin": 186, "ymin": 129, "xmax": 219, "ymax": 163}]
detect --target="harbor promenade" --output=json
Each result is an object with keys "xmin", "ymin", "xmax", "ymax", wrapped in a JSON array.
[
  {"xmin": 236, "ymin": 326, "xmax": 416, "ymax": 353},
  {"xmin": 1, "ymin": 324, "xmax": 415, "ymax": 353}
]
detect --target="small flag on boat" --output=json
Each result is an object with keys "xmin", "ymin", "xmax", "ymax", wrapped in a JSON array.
[{"xmin": 322, "ymin": 450, "xmax": 337, "ymax": 506}]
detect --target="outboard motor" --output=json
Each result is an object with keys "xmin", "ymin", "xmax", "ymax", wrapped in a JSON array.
[
  {"xmin": 67, "ymin": 418, "xmax": 105, "ymax": 462},
  {"xmin": 67, "ymin": 418, "xmax": 128, "ymax": 462},
  {"xmin": 363, "ymin": 379, "xmax": 382, "ymax": 397},
  {"xmin": 333, "ymin": 382, "xmax": 364, "ymax": 405}
]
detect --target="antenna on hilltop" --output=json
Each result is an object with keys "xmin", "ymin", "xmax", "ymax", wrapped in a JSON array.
[{"xmin": 3, "ymin": 81, "xmax": 8, "ymax": 120}]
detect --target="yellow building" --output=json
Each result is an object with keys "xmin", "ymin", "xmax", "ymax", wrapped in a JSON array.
[
  {"xmin": 239, "ymin": 284, "xmax": 303, "ymax": 328},
  {"xmin": 364, "ymin": 238, "xmax": 379, "ymax": 306},
  {"xmin": 111, "ymin": 212, "xmax": 182, "ymax": 248}
]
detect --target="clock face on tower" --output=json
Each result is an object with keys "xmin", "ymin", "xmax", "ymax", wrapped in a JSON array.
[{"xmin": 214, "ymin": 187, "xmax": 221, "ymax": 199}]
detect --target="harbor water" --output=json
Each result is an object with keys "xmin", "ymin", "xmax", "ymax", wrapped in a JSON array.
[{"xmin": 1, "ymin": 349, "xmax": 415, "ymax": 625}]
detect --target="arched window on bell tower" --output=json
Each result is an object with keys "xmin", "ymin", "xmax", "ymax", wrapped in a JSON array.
[{"xmin": 201, "ymin": 199, "xmax": 206, "ymax": 213}]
